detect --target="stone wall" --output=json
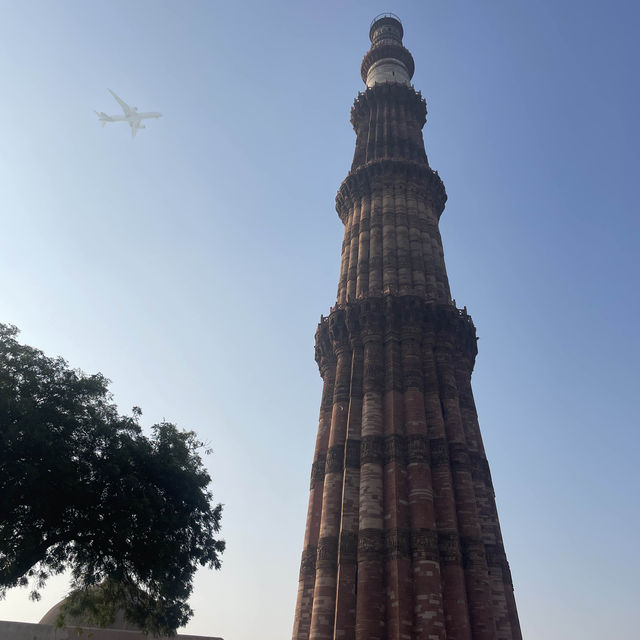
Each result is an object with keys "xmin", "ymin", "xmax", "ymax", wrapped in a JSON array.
[{"xmin": 0, "ymin": 620, "xmax": 222, "ymax": 640}]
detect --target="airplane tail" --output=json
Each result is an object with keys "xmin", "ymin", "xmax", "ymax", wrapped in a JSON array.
[{"xmin": 95, "ymin": 110, "xmax": 110, "ymax": 127}]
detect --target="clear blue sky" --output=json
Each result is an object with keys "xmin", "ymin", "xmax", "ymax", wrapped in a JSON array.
[{"xmin": 1, "ymin": 1, "xmax": 638, "ymax": 639}]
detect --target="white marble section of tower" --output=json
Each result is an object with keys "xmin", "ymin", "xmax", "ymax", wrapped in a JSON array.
[{"xmin": 365, "ymin": 14, "xmax": 411, "ymax": 87}]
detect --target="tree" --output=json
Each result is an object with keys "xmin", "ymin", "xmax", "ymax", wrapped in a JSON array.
[{"xmin": 0, "ymin": 324, "xmax": 225, "ymax": 636}]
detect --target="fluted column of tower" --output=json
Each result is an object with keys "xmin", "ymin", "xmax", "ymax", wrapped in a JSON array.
[{"xmin": 292, "ymin": 15, "xmax": 522, "ymax": 640}]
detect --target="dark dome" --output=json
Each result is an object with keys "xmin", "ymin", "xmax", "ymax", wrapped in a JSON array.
[{"xmin": 39, "ymin": 597, "xmax": 140, "ymax": 631}]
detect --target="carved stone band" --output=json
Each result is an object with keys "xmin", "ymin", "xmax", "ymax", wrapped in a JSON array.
[
  {"xmin": 311, "ymin": 436, "xmax": 491, "ymax": 484},
  {"xmin": 460, "ymin": 536, "xmax": 486, "ymax": 569},
  {"xmin": 310, "ymin": 455, "xmax": 326, "ymax": 488},
  {"xmin": 339, "ymin": 531, "xmax": 358, "ymax": 563},
  {"xmin": 437, "ymin": 532, "xmax": 462, "ymax": 565},
  {"xmin": 411, "ymin": 528, "xmax": 439, "ymax": 562},
  {"xmin": 317, "ymin": 536, "xmax": 339, "ymax": 573},
  {"xmin": 326, "ymin": 445, "xmax": 345, "ymax": 474},
  {"xmin": 299, "ymin": 545, "xmax": 317, "ymax": 579},
  {"xmin": 302, "ymin": 530, "xmax": 499, "ymax": 574}
]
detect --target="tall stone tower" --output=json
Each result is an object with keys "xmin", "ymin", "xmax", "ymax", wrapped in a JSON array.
[{"xmin": 292, "ymin": 14, "xmax": 522, "ymax": 640}]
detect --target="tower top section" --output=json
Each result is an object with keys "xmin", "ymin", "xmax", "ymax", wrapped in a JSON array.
[
  {"xmin": 369, "ymin": 13, "xmax": 403, "ymax": 44},
  {"xmin": 361, "ymin": 14, "xmax": 415, "ymax": 88}
]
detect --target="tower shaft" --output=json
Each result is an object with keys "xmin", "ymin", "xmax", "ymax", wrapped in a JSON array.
[{"xmin": 293, "ymin": 15, "xmax": 522, "ymax": 640}]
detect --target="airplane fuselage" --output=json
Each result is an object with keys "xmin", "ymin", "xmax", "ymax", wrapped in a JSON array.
[{"xmin": 98, "ymin": 112, "xmax": 161, "ymax": 122}]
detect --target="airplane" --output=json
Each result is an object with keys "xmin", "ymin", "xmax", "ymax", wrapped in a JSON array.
[{"xmin": 95, "ymin": 89, "xmax": 162, "ymax": 138}]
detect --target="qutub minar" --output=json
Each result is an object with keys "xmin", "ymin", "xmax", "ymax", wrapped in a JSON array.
[{"xmin": 292, "ymin": 14, "xmax": 522, "ymax": 640}]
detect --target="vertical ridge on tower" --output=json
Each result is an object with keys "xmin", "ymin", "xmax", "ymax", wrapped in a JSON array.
[{"xmin": 292, "ymin": 15, "xmax": 522, "ymax": 640}]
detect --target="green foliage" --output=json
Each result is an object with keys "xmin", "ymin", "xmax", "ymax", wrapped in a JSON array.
[{"xmin": 0, "ymin": 324, "xmax": 225, "ymax": 636}]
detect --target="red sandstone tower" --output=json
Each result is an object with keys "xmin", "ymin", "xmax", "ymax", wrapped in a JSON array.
[{"xmin": 292, "ymin": 15, "xmax": 522, "ymax": 640}]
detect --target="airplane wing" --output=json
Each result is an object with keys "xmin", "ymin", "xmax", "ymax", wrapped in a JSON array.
[{"xmin": 108, "ymin": 89, "xmax": 133, "ymax": 116}]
